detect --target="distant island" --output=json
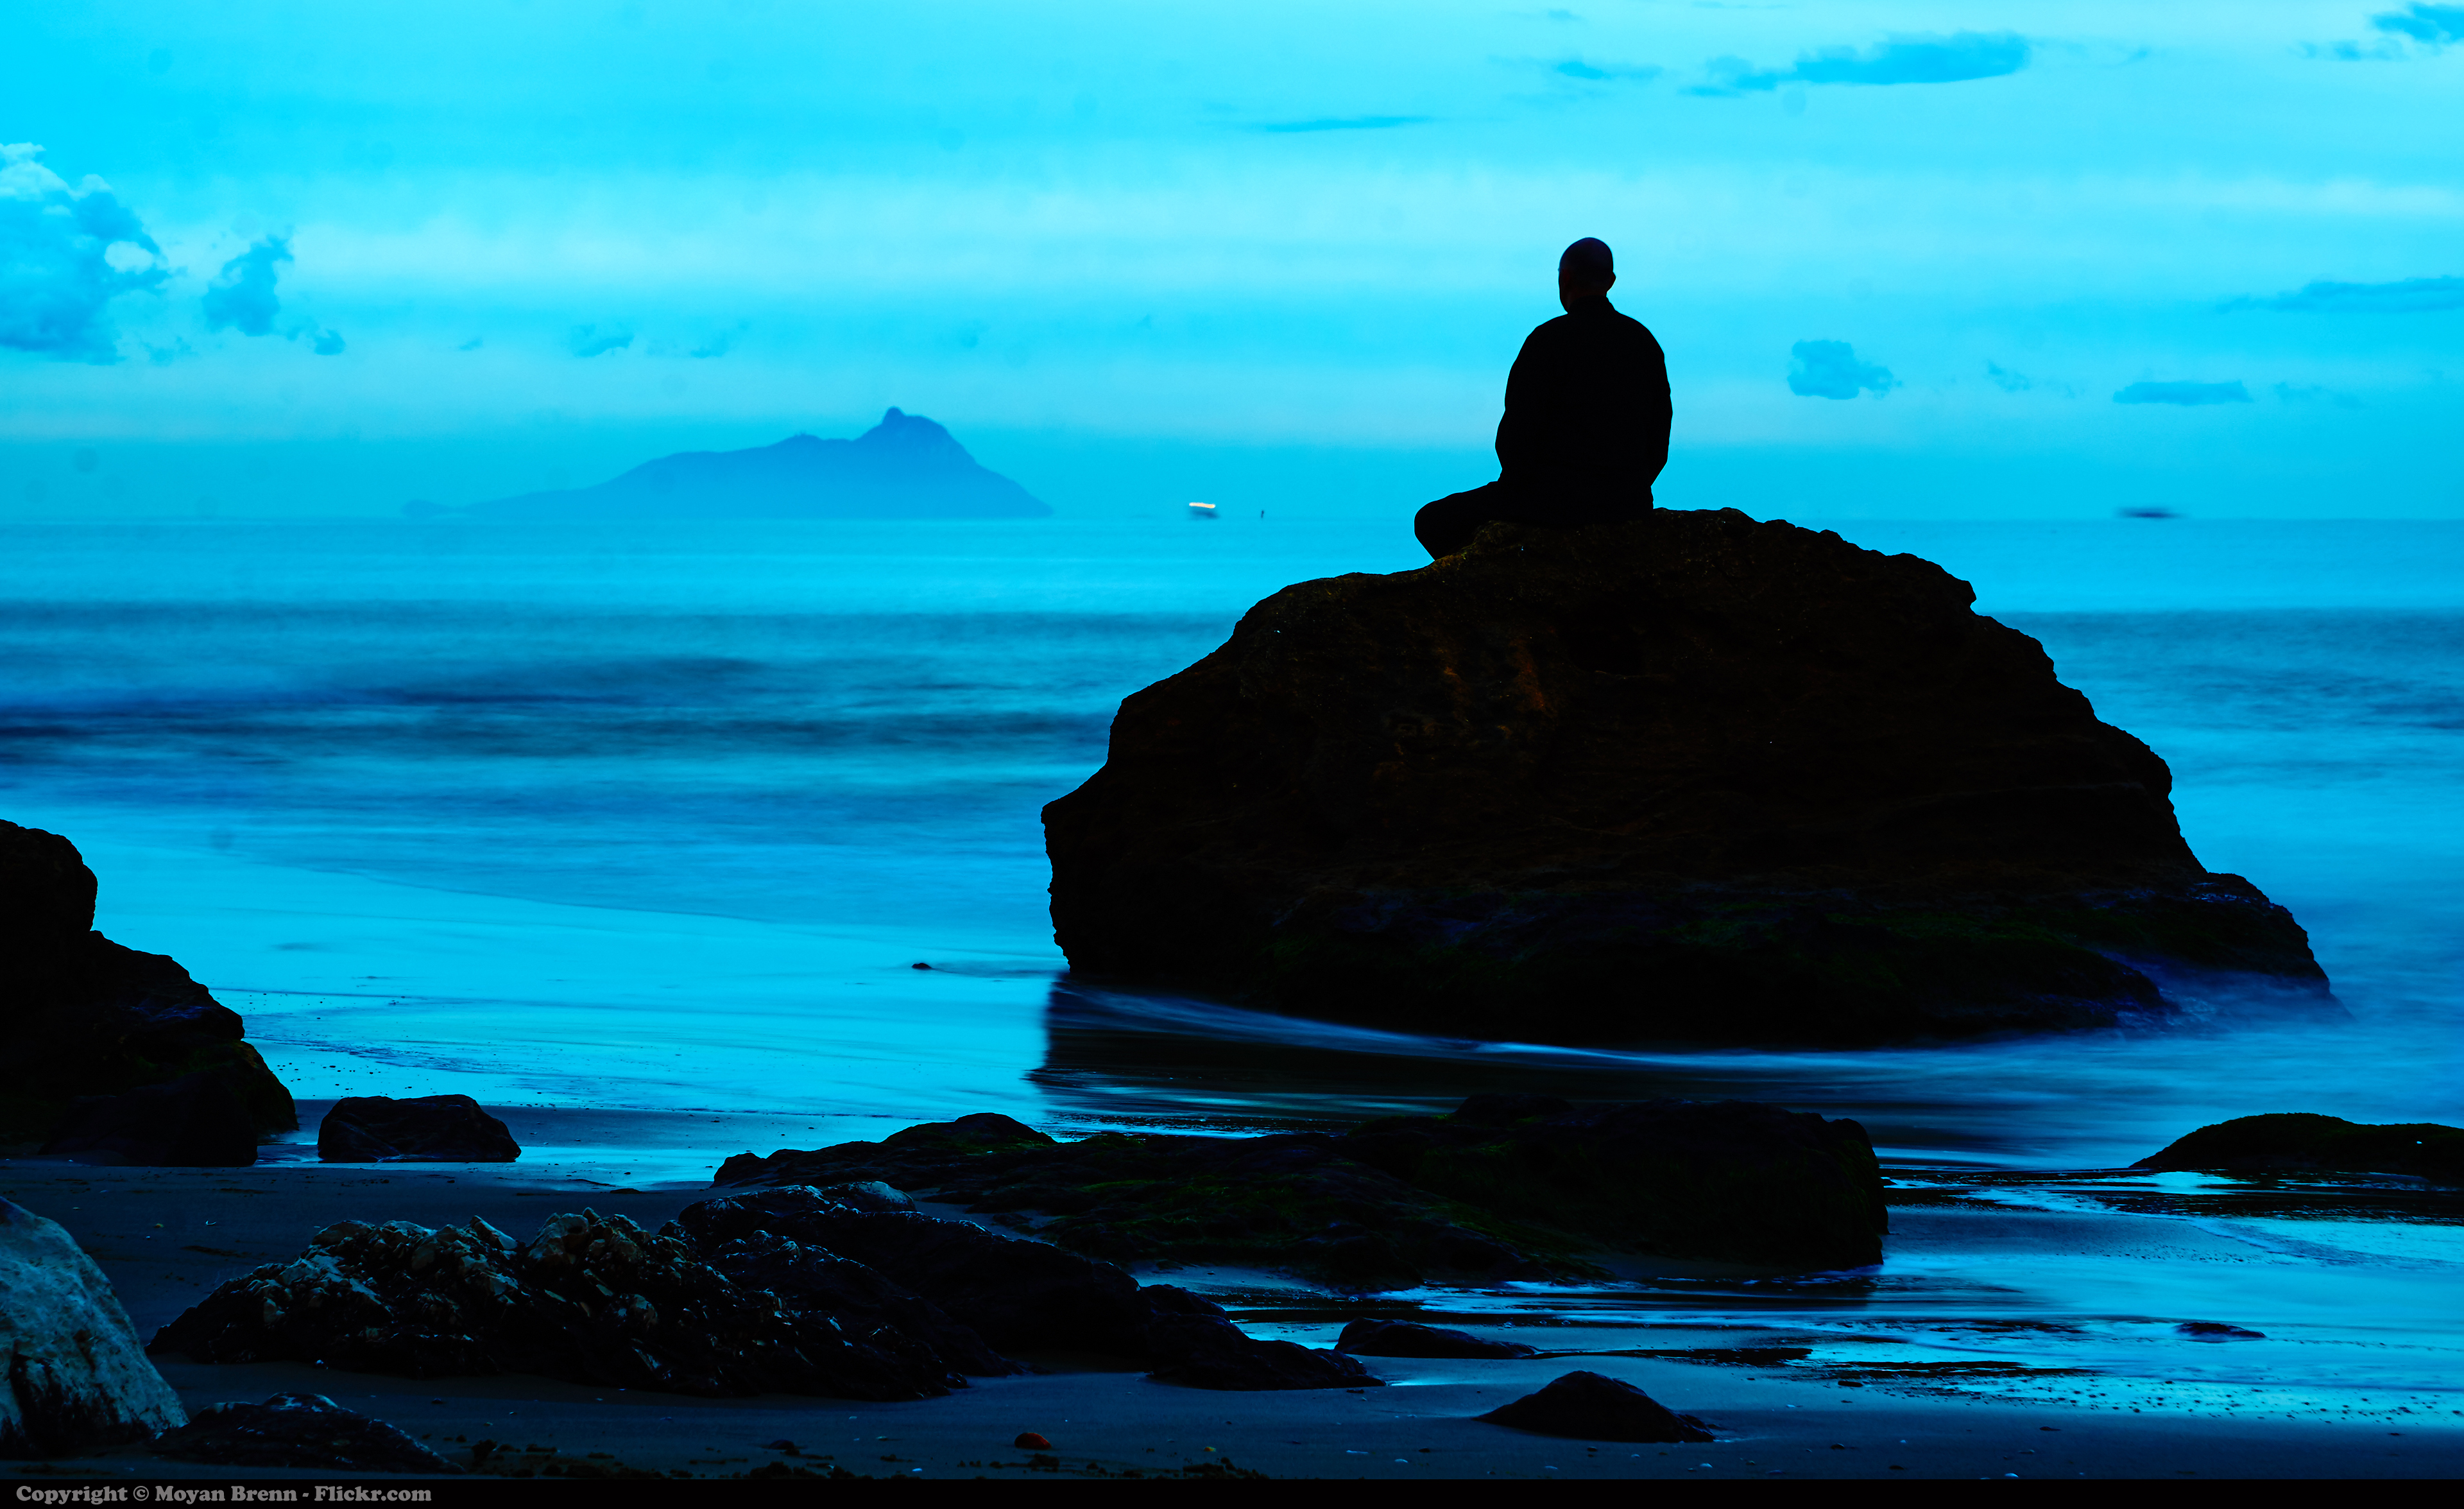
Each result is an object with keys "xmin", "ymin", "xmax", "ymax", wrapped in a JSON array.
[{"xmin": 472, "ymin": 408, "xmax": 1049, "ymax": 519}]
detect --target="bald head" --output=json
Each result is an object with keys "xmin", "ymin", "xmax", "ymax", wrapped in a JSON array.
[{"xmin": 1558, "ymin": 237, "xmax": 1616, "ymax": 309}]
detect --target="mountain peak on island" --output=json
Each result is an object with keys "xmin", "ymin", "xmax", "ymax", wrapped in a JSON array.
[{"xmin": 476, "ymin": 408, "xmax": 1050, "ymax": 519}]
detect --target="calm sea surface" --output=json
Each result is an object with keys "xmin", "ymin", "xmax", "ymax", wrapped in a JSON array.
[{"xmin": 4, "ymin": 514, "xmax": 2459, "ymax": 1415}]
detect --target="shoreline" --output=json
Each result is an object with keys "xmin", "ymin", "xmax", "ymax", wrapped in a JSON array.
[{"xmin": 8, "ymin": 1150, "xmax": 2460, "ymax": 1481}]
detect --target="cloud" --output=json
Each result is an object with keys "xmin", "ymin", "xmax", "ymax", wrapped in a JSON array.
[
  {"xmin": 202, "ymin": 236, "xmax": 291, "ymax": 336},
  {"xmin": 2307, "ymin": 4, "xmax": 2463, "ymax": 58},
  {"xmin": 1985, "ymin": 360, "xmax": 2033, "ymax": 392},
  {"xmin": 0, "ymin": 142, "xmax": 168, "ymax": 362},
  {"xmin": 2273, "ymin": 381, "xmax": 2362, "ymax": 408},
  {"xmin": 689, "ymin": 320, "xmax": 748, "ymax": 359},
  {"xmin": 1788, "ymin": 339, "xmax": 1897, "ymax": 399},
  {"xmin": 1554, "ymin": 58, "xmax": 1662, "ymax": 82},
  {"xmin": 568, "ymin": 323, "xmax": 633, "ymax": 357},
  {"xmin": 2113, "ymin": 380, "xmax": 2250, "ymax": 406},
  {"xmin": 1248, "ymin": 116, "xmax": 1431, "ymax": 133},
  {"xmin": 1984, "ymin": 360, "xmax": 2075, "ymax": 396},
  {"xmin": 201, "ymin": 234, "xmax": 348, "ymax": 353},
  {"xmin": 2374, "ymin": 4, "xmax": 2464, "ymax": 45},
  {"xmin": 1695, "ymin": 32, "xmax": 2028, "ymax": 95},
  {"xmin": 2221, "ymin": 275, "xmax": 2464, "ymax": 313}
]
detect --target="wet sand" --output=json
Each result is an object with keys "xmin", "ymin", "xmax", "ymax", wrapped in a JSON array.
[{"xmin": 8, "ymin": 1153, "xmax": 2461, "ymax": 1481}]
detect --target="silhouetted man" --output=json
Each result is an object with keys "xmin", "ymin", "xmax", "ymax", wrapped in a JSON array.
[{"xmin": 1413, "ymin": 237, "xmax": 1672, "ymax": 558}]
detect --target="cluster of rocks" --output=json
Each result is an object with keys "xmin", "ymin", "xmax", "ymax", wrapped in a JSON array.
[
  {"xmin": 2, "ymin": 820, "xmax": 293, "ymax": 1160},
  {"xmin": 1044, "ymin": 511, "xmax": 2339, "ymax": 1046},
  {"xmin": 715, "ymin": 1094, "xmax": 1888, "ymax": 1284},
  {"xmin": 151, "ymin": 1184, "xmax": 1371, "ymax": 1397}
]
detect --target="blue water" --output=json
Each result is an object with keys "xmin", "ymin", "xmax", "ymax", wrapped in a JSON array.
[{"xmin": 3, "ymin": 514, "xmax": 2460, "ymax": 1415}]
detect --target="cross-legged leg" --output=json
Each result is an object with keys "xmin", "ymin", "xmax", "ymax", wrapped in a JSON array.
[{"xmin": 1414, "ymin": 482, "xmax": 1509, "ymax": 559}]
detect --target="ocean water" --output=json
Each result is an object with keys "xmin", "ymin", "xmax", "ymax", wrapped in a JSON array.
[{"xmin": 4, "ymin": 513, "xmax": 2460, "ymax": 1415}]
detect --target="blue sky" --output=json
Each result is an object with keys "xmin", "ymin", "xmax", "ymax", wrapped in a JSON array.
[{"xmin": 3, "ymin": 1, "xmax": 2459, "ymax": 517}]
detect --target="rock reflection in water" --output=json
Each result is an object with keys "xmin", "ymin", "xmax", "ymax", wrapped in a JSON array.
[{"xmin": 1032, "ymin": 981, "xmax": 2455, "ymax": 1172}]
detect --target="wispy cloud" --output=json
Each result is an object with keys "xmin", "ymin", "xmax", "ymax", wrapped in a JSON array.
[
  {"xmin": 1788, "ymin": 339, "xmax": 1896, "ymax": 399},
  {"xmin": 1695, "ymin": 32, "xmax": 2028, "ymax": 96},
  {"xmin": 2114, "ymin": 380, "xmax": 2250, "ymax": 406},
  {"xmin": 568, "ymin": 322, "xmax": 633, "ymax": 357},
  {"xmin": 689, "ymin": 320, "xmax": 748, "ymax": 359},
  {"xmin": 1985, "ymin": 361, "xmax": 2074, "ymax": 396},
  {"xmin": 2304, "ymin": 4, "xmax": 2463, "ymax": 58},
  {"xmin": 2221, "ymin": 275, "xmax": 2464, "ymax": 313},
  {"xmin": 2374, "ymin": 3, "xmax": 2464, "ymax": 45},
  {"xmin": 2273, "ymin": 381, "xmax": 2362, "ymax": 408},
  {"xmin": 0, "ymin": 142, "xmax": 167, "ymax": 363},
  {"xmin": 1553, "ymin": 58, "xmax": 1661, "ymax": 83},
  {"xmin": 1247, "ymin": 115, "xmax": 1430, "ymax": 134}
]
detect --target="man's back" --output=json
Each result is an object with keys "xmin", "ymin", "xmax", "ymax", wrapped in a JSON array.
[
  {"xmin": 1496, "ymin": 296, "xmax": 1671, "ymax": 518},
  {"xmin": 1411, "ymin": 237, "xmax": 1673, "ymax": 558}
]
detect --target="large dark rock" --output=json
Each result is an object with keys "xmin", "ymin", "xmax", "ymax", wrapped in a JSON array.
[
  {"xmin": 151, "ymin": 1394, "xmax": 462, "ymax": 1474},
  {"xmin": 41, "ymin": 1071, "xmax": 259, "ymax": 1168},
  {"xmin": 2134, "ymin": 1114, "xmax": 2464, "ymax": 1184},
  {"xmin": 1335, "ymin": 1318, "xmax": 1538, "ymax": 1359},
  {"xmin": 1476, "ymin": 1370, "xmax": 1715, "ymax": 1443},
  {"xmin": 1, "ymin": 820, "xmax": 293, "ymax": 1146},
  {"xmin": 713, "ymin": 1096, "xmax": 1887, "ymax": 1280},
  {"xmin": 150, "ymin": 1207, "xmax": 988, "ymax": 1400},
  {"xmin": 0, "ymin": 1198, "xmax": 189, "ymax": 1458},
  {"xmin": 1043, "ymin": 512, "xmax": 2337, "ymax": 1045},
  {"xmin": 320, "ymin": 1094, "xmax": 521, "ymax": 1163}
]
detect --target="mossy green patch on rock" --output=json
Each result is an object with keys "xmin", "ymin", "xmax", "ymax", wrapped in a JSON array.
[
  {"xmin": 715, "ymin": 1094, "xmax": 1886, "ymax": 1286},
  {"xmin": 2134, "ymin": 1114, "xmax": 2464, "ymax": 1185}
]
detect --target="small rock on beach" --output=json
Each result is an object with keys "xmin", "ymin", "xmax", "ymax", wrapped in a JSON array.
[
  {"xmin": 318, "ymin": 1094, "xmax": 521, "ymax": 1163},
  {"xmin": 151, "ymin": 1393, "xmax": 463, "ymax": 1473},
  {"xmin": 1476, "ymin": 1370, "xmax": 1715, "ymax": 1444}
]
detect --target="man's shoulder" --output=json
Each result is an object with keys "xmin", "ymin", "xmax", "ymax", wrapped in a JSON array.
[{"xmin": 1602, "ymin": 304, "xmax": 1663, "ymax": 346}]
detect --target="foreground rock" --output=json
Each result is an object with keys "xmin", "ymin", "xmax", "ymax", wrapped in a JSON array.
[
  {"xmin": 320, "ymin": 1094, "xmax": 521, "ymax": 1162},
  {"xmin": 152, "ymin": 1394, "xmax": 461, "ymax": 1474},
  {"xmin": 1477, "ymin": 1370, "xmax": 1715, "ymax": 1443},
  {"xmin": 154, "ymin": 1190, "xmax": 1371, "ymax": 1396},
  {"xmin": 0, "ymin": 1198, "xmax": 187, "ymax": 1458},
  {"xmin": 1336, "ymin": 1319, "xmax": 1537, "ymax": 1359},
  {"xmin": 682, "ymin": 1188, "xmax": 1372, "ymax": 1390},
  {"xmin": 1, "ymin": 820, "xmax": 293, "ymax": 1149},
  {"xmin": 2134, "ymin": 1114, "xmax": 2464, "ymax": 1184},
  {"xmin": 714, "ymin": 1094, "xmax": 1887, "ymax": 1280},
  {"xmin": 150, "ymin": 1207, "xmax": 987, "ymax": 1399},
  {"xmin": 1043, "ymin": 512, "xmax": 2336, "ymax": 1045}
]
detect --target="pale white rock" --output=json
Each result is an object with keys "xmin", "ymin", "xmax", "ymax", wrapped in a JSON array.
[{"xmin": 0, "ymin": 1197, "xmax": 187, "ymax": 1457}]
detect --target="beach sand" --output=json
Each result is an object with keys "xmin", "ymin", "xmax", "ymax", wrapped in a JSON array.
[{"xmin": 7, "ymin": 1146, "xmax": 2460, "ymax": 1482}]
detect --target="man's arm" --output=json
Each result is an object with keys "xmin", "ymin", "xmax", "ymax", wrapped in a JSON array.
[
  {"xmin": 1636, "ymin": 327, "xmax": 1672, "ymax": 490},
  {"xmin": 1494, "ymin": 328, "xmax": 1548, "ymax": 478}
]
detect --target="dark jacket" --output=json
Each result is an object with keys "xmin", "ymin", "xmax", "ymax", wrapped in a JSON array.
[{"xmin": 1494, "ymin": 295, "xmax": 1671, "ymax": 520}]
